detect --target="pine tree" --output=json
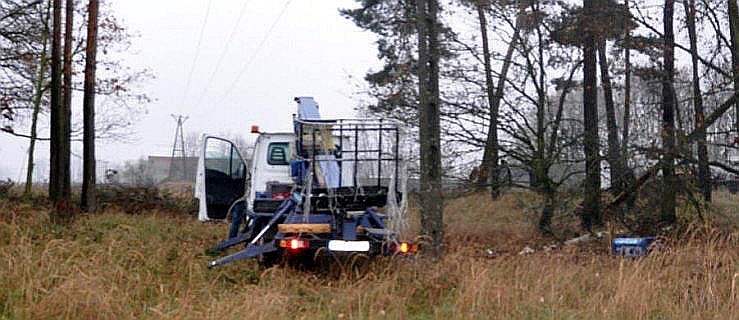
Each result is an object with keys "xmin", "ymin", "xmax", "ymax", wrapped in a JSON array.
[
  {"xmin": 81, "ymin": 0, "xmax": 99, "ymax": 212},
  {"xmin": 416, "ymin": 0, "xmax": 444, "ymax": 258},
  {"xmin": 661, "ymin": 0, "xmax": 676, "ymax": 224},
  {"xmin": 582, "ymin": 0, "xmax": 602, "ymax": 230}
]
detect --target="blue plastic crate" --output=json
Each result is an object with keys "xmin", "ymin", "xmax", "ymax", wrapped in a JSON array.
[{"xmin": 611, "ymin": 237, "xmax": 655, "ymax": 257}]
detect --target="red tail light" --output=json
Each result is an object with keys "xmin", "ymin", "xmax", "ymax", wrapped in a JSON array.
[
  {"xmin": 279, "ymin": 238, "xmax": 310, "ymax": 250},
  {"xmin": 389, "ymin": 241, "xmax": 418, "ymax": 254},
  {"xmin": 399, "ymin": 242, "xmax": 409, "ymax": 253}
]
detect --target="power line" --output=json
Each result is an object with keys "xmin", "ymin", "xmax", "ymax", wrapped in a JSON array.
[
  {"xmin": 180, "ymin": 0, "xmax": 213, "ymax": 109},
  {"xmin": 214, "ymin": 0, "xmax": 293, "ymax": 108},
  {"xmin": 194, "ymin": 0, "xmax": 252, "ymax": 105}
]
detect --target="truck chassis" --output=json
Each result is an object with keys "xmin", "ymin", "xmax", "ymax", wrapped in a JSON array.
[{"xmin": 202, "ymin": 98, "xmax": 413, "ymax": 268}]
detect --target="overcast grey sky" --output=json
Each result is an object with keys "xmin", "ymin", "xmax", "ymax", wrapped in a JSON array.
[{"xmin": 0, "ymin": 0, "xmax": 380, "ymax": 181}]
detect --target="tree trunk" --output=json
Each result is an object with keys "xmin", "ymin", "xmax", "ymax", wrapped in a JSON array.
[
  {"xmin": 61, "ymin": 0, "xmax": 72, "ymax": 200},
  {"xmin": 619, "ymin": 0, "xmax": 637, "ymax": 207},
  {"xmin": 81, "ymin": 0, "xmax": 99, "ymax": 212},
  {"xmin": 582, "ymin": 0, "xmax": 602, "ymax": 230},
  {"xmin": 49, "ymin": 0, "xmax": 62, "ymax": 202},
  {"xmin": 728, "ymin": 0, "xmax": 739, "ymax": 133},
  {"xmin": 685, "ymin": 0, "xmax": 711, "ymax": 202},
  {"xmin": 538, "ymin": 194, "xmax": 555, "ymax": 235},
  {"xmin": 478, "ymin": 3, "xmax": 522, "ymax": 199},
  {"xmin": 597, "ymin": 40, "xmax": 625, "ymax": 194},
  {"xmin": 49, "ymin": 0, "xmax": 72, "ymax": 223},
  {"xmin": 476, "ymin": 2, "xmax": 495, "ymax": 193},
  {"xmin": 661, "ymin": 0, "xmax": 677, "ymax": 224},
  {"xmin": 622, "ymin": 0, "xmax": 631, "ymax": 157},
  {"xmin": 416, "ymin": 0, "xmax": 444, "ymax": 258},
  {"xmin": 24, "ymin": 27, "xmax": 49, "ymax": 202},
  {"xmin": 534, "ymin": 12, "xmax": 547, "ymax": 206}
]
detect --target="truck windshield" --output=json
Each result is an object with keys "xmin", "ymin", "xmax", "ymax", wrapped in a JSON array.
[{"xmin": 267, "ymin": 142, "xmax": 290, "ymax": 165}]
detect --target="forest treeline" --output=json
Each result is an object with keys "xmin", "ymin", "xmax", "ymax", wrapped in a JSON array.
[
  {"xmin": 342, "ymin": 0, "xmax": 739, "ymax": 242},
  {"xmin": 1, "ymin": 0, "xmax": 151, "ymax": 220}
]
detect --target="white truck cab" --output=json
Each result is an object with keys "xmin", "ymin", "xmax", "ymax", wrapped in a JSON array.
[
  {"xmin": 196, "ymin": 132, "xmax": 296, "ymax": 221},
  {"xmin": 196, "ymin": 97, "xmax": 360, "ymax": 222},
  {"xmin": 246, "ymin": 132, "xmax": 297, "ymax": 213}
]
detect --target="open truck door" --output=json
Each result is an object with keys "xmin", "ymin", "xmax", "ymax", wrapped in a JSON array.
[{"xmin": 196, "ymin": 136, "xmax": 248, "ymax": 221}]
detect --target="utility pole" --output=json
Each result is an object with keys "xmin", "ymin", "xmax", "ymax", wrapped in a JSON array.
[{"xmin": 169, "ymin": 114, "xmax": 189, "ymax": 181}]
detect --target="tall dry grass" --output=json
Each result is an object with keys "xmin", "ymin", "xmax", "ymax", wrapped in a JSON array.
[{"xmin": 0, "ymin": 192, "xmax": 737, "ymax": 319}]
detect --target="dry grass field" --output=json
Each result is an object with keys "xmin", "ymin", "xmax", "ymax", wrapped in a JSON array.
[{"xmin": 0, "ymin": 191, "xmax": 737, "ymax": 319}]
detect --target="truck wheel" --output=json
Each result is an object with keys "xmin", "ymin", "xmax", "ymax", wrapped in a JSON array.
[{"xmin": 259, "ymin": 250, "xmax": 280, "ymax": 268}]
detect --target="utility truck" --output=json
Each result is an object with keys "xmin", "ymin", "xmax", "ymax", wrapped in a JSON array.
[{"xmin": 195, "ymin": 97, "xmax": 414, "ymax": 268}]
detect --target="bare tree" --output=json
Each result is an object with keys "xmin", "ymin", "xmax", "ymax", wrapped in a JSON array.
[
  {"xmin": 684, "ymin": 0, "xmax": 711, "ymax": 201},
  {"xmin": 81, "ymin": 0, "xmax": 99, "ymax": 212},
  {"xmin": 24, "ymin": 3, "xmax": 49, "ymax": 201},
  {"xmin": 474, "ymin": 1, "xmax": 523, "ymax": 199},
  {"xmin": 416, "ymin": 0, "xmax": 444, "ymax": 258}
]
